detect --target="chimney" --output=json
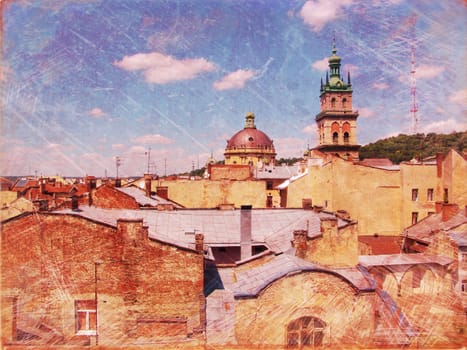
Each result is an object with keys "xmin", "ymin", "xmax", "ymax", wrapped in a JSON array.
[
  {"xmin": 144, "ymin": 174, "xmax": 153, "ymax": 197},
  {"xmin": 71, "ymin": 195, "xmax": 79, "ymax": 211},
  {"xmin": 441, "ymin": 203, "xmax": 459, "ymax": 222},
  {"xmin": 195, "ymin": 233, "xmax": 204, "ymax": 253},
  {"xmin": 293, "ymin": 230, "xmax": 308, "ymax": 259},
  {"xmin": 117, "ymin": 218, "xmax": 147, "ymax": 261},
  {"xmin": 436, "ymin": 152, "xmax": 443, "ymax": 178},
  {"xmin": 302, "ymin": 198, "xmax": 313, "ymax": 209},
  {"xmin": 240, "ymin": 205, "xmax": 252, "ymax": 260},
  {"xmin": 85, "ymin": 176, "xmax": 97, "ymax": 192},
  {"xmin": 157, "ymin": 186, "xmax": 169, "ymax": 200}
]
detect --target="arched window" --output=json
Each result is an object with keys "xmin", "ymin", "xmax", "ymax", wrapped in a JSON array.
[
  {"xmin": 342, "ymin": 123, "xmax": 351, "ymax": 144},
  {"xmin": 331, "ymin": 98, "xmax": 336, "ymax": 108},
  {"xmin": 287, "ymin": 316, "xmax": 325, "ymax": 347},
  {"xmin": 333, "ymin": 132, "xmax": 338, "ymax": 144},
  {"xmin": 344, "ymin": 132, "xmax": 349, "ymax": 144},
  {"xmin": 342, "ymin": 98, "xmax": 347, "ymax": 108}
]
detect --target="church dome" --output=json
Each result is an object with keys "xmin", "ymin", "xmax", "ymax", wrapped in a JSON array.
[
  {"xmin": 226, "ymin": 128, "xmax": 274, "ymax": 150},
  {"xmin": 224, "ymin": 112, "xmax": 276, "ymax": 166}
]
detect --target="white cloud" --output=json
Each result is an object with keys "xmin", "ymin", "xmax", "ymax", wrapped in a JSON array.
[
  {"xmin": 400, "ymin": 64, "xmax": 445, "ymax": 82},
  {"xmin": 213, "ymin": 69, "xmax": 256, "ymax": 90},
  {"xmin": 448, "ymin": 89, "xmax": 467, "ymax": 107},
  {"xmin": 421, "ymin": 118, "xmax": 466, "ymax": 134},
  {"xmin": 131, "ymin": 134, "xmax": 174, "ymax": 145},
  {"xmin": 127, "ymin": 145, "xmax": 148, "ymax": 155},
  {"xmin": 357, "ymin": 107, "xmax": 375, "ymax": 118},
  {"xmin": 46, "ymin": 143, "xmax": 62, "ymax": 150},
  {"xmin": 299, "ymin": 0, "xmax": 353, "ymax": 32},
  {"xmin": 311, "ymin": 57, "xmax": 328, "ymax": 71},
  {"xmin": 343, "ymin": 63, "xmax": 359, "ymax": 77},
  {"xmin": 274, "ymin": 137, "xmax": 309, "ymax": 158},
  {"xmin": 373, "ymin": 82, "xmax": 389, "ymax": 90},
  {"xmin": 114, "ymin": 52, "xmax": 216, "ymax": 84},
  {"xmin": 416, "ymin": 64, "xmax": 445, "ymax": 79},
  {"xmin": 88, "ymin": 107, "xmax": 107, "ymax": 118},
  {"xmin": 112, "ymin": 143, "xmax": 126, "ymax": 150},
  {"xmin": 302, "ymin": 124, "xmax": 316, "ymax": 135}
]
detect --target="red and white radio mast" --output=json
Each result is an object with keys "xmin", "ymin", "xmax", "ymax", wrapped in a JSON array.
[{"xmin": 410, "ymin": 46, "xmax": 419, "ymax": 134}]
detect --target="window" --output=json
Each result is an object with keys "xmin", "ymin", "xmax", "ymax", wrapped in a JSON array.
[
  {"xmin": 343, "ymin": 132, "xmax": 349, "ymax": 144},
  {"xmin": 462, "ymin": 253, "xmax": 467, "ymax": 268},
  {"xmin": 332, "ymin": 132, "xmax": 338, "ymax": 144},
  {"xmin": 462, "ymin": 280, "xmax": 467, "ymax": 293},
  {"xmin": 444, "ymin": 188, "xmax": 449, "ymax": 203},
  {"xmin": 411, "ymin": 189, "xmax": 418, "ymax": 201},
  {"xmin": 287, "ymin": 316, "xmax": 325, "ymax": 348},
  {"xmin": 331, "ymin": 98, "xmax": 336, "ymax": 108},
  {"xmin": 266, "ymin": 181, "xmax": 273, "ymax": 190},
  {"xmin": 75, "ymin": 300, "xmax": 96, "ymax": 335},
  {"xmin": 427, "ymin": 188, "xmax": 434, "ymax": 201},
  {"xmin": 411, "ymin": 212, "xmax": 418, "ymax": 225},
  {"xmin": 342, "ymin": 98, "xmax": 347, "ymax": 108}
]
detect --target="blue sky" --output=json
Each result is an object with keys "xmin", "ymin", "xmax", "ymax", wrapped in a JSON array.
[{"xmin": 1, "ymin": 0, "xmax": 466, "ymax": 177}]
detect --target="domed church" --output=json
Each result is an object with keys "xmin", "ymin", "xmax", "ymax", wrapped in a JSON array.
[{"xmin": 224, "ymin": 112, "xmax": 276, "ymax": 167}]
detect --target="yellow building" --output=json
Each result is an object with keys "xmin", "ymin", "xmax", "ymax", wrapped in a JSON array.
[{"xmin": 224, "ymin": 112, "xmax": 276, "ymax": 167}]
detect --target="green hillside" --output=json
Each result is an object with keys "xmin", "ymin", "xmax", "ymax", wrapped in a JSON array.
[{"xmin": 359, "ymin": 131, "xmax": 467, "ymax": 164}]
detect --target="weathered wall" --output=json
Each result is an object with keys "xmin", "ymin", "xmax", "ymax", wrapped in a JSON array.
[
  {"xmin": 208, "ymin": 164, "xmax": 252, "ymax": 181},
  {"xmin": 1, "ymin": 213, "xmax": 204, "ymax": 347},
  {"xmin": 303, "ymin": 217, "xmax": 358, "ymax": 267},
  {"xmin": 90, "ymin": 185, "xmax": 140, "ymax": 209},
  {"xmin": 287, "ymin": 158, "xmax": 401, "ymax": 235},
  {"xmin": 156, "ymin": 179, "xmax": 266, "ymax": 208},
  {"xmin": 400, "ymin": 162, "xmax": 438, "ymax": 228},
  {"xmin": 234, "ymin": 272, "xmax": 375, "ymax": 347},
  {"xmin": 442, "ymin": 150, "xmax": 467, "ymax": 206}
]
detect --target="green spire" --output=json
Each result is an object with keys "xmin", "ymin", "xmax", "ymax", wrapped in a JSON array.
[{"xmin": 319, "ymin": 39, "xmax": 352, "ymax": 95}]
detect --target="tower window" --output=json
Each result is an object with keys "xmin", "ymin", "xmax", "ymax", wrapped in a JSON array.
[
  {"xmin": 343, "ymin": 132, "xmax": 349, "ymax": 144},
  {"xmin": 332, "ymin": 132, "xmax": 338, "ymax": 144},
  {"xmin": 342, "ymin": 98, "xmax": 347, "ymax": 108},
  {"xmin": 331, "ymin": 98, "xmax": 336, "ymax": 108}
]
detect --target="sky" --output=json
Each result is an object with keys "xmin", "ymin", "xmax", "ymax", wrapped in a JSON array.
[{"xmin": 1, "ymin": 0, "xmax": 466, "ymax": 177}]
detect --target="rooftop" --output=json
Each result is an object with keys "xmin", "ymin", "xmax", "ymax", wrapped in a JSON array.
[
  {"xmin": 359, "ymin": 253, "xmax": 454, "ymax": 267},
  {"xmin": 56, "ymin": 206, "xmax": 352, "ymax": 254}
]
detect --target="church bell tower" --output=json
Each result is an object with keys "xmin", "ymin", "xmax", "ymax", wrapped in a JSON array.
[{"xmin": 314, "ymin": 40, "xmax": 360, "ymax": 160}]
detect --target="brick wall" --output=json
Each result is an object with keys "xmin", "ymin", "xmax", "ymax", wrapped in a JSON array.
[
  {"xmin": 90, "ymin": 185, "xmax": 140, "ymax": 209},
  {"xmin": 1, "ymin": 213, "xmax": 204, "ymax": 347}
]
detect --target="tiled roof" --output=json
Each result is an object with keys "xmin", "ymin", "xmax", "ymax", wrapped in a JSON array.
[
  {"xmin": 232, "ymin": 253, "xmax": 374, "ymax": 298},
  {"xmin": 405, "ymin": 210, "xmax": 467, "ymax": 243},
  {"xmin": 116, "ymin": 187, "xmax": 181, "ymax": 207},
  {"xmin": 359, "ymin": 253, "xmax": 454, "ymax": 267},
  {"xmin": 56, "ymin": 207, "xmax": 351, "ymax": 253}
]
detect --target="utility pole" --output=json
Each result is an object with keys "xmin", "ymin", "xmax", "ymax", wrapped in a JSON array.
[
  {"xmin": 115, "ymin": 156, "xmax": 121, "ymax": 179},
  {"xmin": 145, "ymin": 147, "xmax": 151, "ymax": 174},
  {"xmin": 410, "ymin": 46, "xmax": 419, "ymax": 134}
]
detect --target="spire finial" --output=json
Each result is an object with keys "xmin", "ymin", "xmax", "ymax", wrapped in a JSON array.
[{"xmin": 332, "ymin": 31, "xmax": 337, "ymax": 54}]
